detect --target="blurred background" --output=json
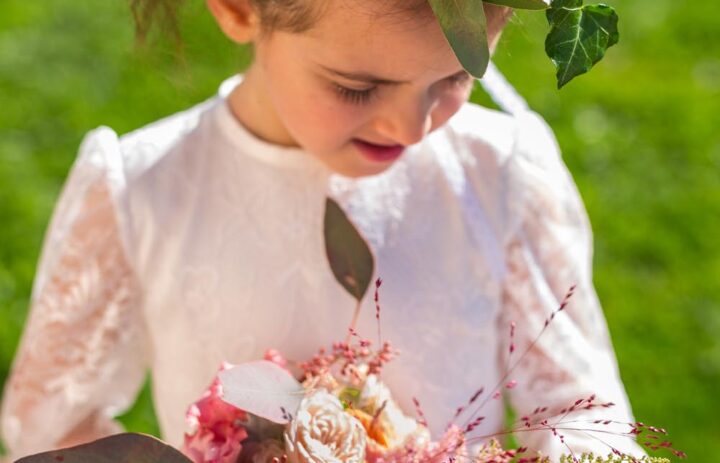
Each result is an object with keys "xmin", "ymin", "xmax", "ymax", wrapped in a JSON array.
[{"xmin": 0, "ymin": 0, "xmax": 718, "ymax": 460}]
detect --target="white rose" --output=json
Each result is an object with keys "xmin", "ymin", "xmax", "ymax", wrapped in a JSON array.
[{"xmin": 285, "ymin": 390, "xmax": 367, "ymax": 463}]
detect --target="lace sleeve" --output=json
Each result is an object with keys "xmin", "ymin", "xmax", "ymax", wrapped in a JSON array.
[
  {"xmin": 497, "ymin": 112, "xmax": 644, "ymax": 459},
  {"xmin": 0, "ymin": 128, "xmax": 150, "ymax": 461}
]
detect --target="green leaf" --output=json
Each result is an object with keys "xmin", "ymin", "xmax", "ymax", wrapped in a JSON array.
[
  {"xmin": 339, "ymin": 387, "xmax": 362, "ymax": 409},
  {"xmin": 545, "ymin": 0, "xmax": 619, "ymax": 88},
  {"xmin": 16, "ymin": 433, "xmax": 192, "ymax": 463},
  {"xmin": 428, "ymin": 0, "xmax": 490, "ymax": 78},
  {"xmin": 324, "ymin": 198, "xmax": 375, "ymax": 303},
  {"xmin": 483, "ymin": 0, "xmax": 549, "ymax": 10}
]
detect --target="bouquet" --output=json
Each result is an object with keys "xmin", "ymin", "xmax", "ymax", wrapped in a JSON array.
[
  {"xmin": 178, "ymin": 282, "xmax": 684, "ymax": 463},
  {"xmin": 17, "ymin": 200, "xmax": 684, "ymax": 463}
]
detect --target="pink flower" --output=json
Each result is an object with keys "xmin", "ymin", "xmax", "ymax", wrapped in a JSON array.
[
  {"xmin": 183, "ymin": 362, "xmax": 249, "ymax": 463},
  {"xmin": 263, "ymin": 349, "xmax": 288, "ymax": 370}
]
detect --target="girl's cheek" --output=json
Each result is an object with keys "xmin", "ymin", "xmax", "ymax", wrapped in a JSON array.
[
  {"xmin": 310, "ymin": 86, "xmax": 357, "ymax": 123},
  {"xmin": 320, "ymin": 99, "xmax": 370, "ymax": 135},
  {"xmin": 307, "ymin": 99, "xmax": 365, "ymax": 145}
]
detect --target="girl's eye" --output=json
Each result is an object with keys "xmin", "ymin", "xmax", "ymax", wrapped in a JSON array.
[
  {"xmin": 333, "ymin": 84, "xmax": 377, "ymax": 105},
  {"xmin": 332, "ymin": 72, "xmax": 469, "ymax": 105}
]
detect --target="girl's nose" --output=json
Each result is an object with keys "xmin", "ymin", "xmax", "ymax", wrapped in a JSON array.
[{"xmin": 374, "ymin": 96, "xmax": 435, "ymax": 147}]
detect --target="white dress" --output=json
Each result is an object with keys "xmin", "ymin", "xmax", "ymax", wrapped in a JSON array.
[{"xmin": 1, "ymin": 76, "xmax": 643, "ymax": 461}]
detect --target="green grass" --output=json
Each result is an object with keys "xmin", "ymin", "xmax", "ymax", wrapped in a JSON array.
[{"xmin": 1, "ymin": 0, "xmax": 718, "ymax": 460}]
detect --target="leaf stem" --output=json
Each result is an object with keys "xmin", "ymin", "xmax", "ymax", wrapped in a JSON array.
[{"xmin": 346, "ymin": 300, "xmax": 363, "ymax": 343}]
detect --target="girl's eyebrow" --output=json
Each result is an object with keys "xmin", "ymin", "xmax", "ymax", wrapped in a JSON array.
[
  {"xmin": 319, "ymin": 64, "xmax": 407, "ymax": 85},
  {"xmin": 319, "ymin": 64, "xmax": 467, "ymax": 86}
]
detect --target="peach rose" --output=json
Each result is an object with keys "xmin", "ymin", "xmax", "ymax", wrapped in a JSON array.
[{"xmin": 284, "ymin": 390, "xmax": 367, "ymax": 463}]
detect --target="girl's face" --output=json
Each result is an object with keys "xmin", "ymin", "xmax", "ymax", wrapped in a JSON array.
[{"xmin": 229, "ymin": 1, "xmax": 475, "ymax": 177}]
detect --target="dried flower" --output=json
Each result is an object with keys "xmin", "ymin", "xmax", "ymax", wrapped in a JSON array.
[{"xmin": 370, "ymin": 425, "xmax": 466, "ymax": 463}]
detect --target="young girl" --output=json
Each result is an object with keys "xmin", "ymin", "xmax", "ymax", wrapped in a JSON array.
[{"xmin": 1, "ymin": 0, "xmax": 642, "ymax": 460}]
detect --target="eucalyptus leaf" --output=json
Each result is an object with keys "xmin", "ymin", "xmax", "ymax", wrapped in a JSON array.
[
  {"xmin": 219, "ymin": 360, "xmax": 304, "ymax": 424},
  {"xmin": 545, "ymin": 0, "xmax": 619, "ymax": 88},
  {"xmin": 483, "ymin": 0, "xmax": 549, "ymax": 10},
  {"xmin": 16, "ymin": 433, "xmax": 191, "ymax": 463},
  {"xmin": 324, "ymin": 198, "xmax": 374, "ymax": 303},
  {"xmin": 428, "ymin": 0, "xmax": 490, "ymax": 78}
]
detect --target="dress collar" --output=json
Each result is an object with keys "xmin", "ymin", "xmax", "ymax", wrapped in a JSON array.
[{"xmin": 212, "ymin": 74, "xmax": 331, "ymax": 175}]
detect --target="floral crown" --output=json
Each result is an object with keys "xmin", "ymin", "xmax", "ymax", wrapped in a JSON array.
[{"xmin": 428, "ymin": 0, "xmax": 619, "ymax": 88}]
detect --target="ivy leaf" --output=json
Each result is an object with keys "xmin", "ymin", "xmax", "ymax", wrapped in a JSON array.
[
  {"xmin": 324, "ymin": 197, "xmax": 375, "ymax": 303},
  {"xmin": 545, "ymin": 0, "xmax": 619, "ymax": 88},
  {"xmin": 428, "ymin": 0, "xmax": 490, "ymax": 78},
  {"xmin": 483, "ymin": 0, "xmax": 549, "ymax": 10},
  {"xmin": 16, "ymin": 433, "xmax": 192, "ymax": 463}
]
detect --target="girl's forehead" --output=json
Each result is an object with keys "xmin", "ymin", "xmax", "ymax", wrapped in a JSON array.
[
  {"xmin": 316, "ymin": 0, "xmax": 435, "ymax": 33},
  {"xmin": 319, "ymin": 0, "xmax": 433, "ymax": 20},
  {"xmin": 299, "ymin": 0, "xmax": 460, "ymax": 81}
]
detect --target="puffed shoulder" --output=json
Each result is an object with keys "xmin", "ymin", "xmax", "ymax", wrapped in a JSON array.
[
  {"xmin": 445, "ymin": 101, "xmax": 561, "ymax": 171},
  {"xmin": 116, "ymin": 97, "xmax": 217, "ymax": 179},
  {"xmin": 507, "ymin": 109, "xmax": 565, "ymax": 178},
  {"xmin": 75, "ymin": 97, "xmax": 212, "ymax": 189},
  {"xmin": 503, "ymin": 109, "xmax": 582, "ymax": 224},
  {"xmin": 442, "ymin": 101, "xmax": 518, "ymax": 167},
  {"xmin": 438, "ymin": 102, "xmax": 572, "ymax": 241},
  {"xmin": 69, "ymin": 97, "xmax": 216, "ymax": 236},
  {"xmin": 42, "ymin": 126, "xmax": 135, "ymax": 278},
  {"xmin": 501, "ymin": 108, "xmax": 593, "ymax": 260},
  {"xmin": 51, "ymin": 89, "xmax": 223, "ymax": 240},
  {"xmin": 75, "ymin": 126, "xmax": 126, "ymax": 190}
]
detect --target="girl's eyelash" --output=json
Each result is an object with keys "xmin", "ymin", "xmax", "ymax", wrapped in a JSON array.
[
  {"xmin": 334, "ymin": 84, "xmax": 377, "ymax": 105},
  {"xmin": 333, "ymin": 72, "xmax": 471, "ymax": 105}
]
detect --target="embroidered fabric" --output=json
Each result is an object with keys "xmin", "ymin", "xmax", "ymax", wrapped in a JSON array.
[
  {"xmin": 496, "ymin": 111, "xmax": 643, "ymax": 458},
  {"xmin": 0, "ymin": 134, "xmax": 150, "ymax": 459},
  {"xmin": 1, "ymin": 79, "xmax": 642, "ymax": 461}
]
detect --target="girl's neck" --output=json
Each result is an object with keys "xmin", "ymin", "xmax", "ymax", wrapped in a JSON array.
[{"xmin": 227, "ymin": 65, "xmax": 299, "ymax": 148}]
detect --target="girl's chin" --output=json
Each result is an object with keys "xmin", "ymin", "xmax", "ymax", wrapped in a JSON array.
[
  {"xmin": 331, "ymin": 162, "xmax": 393, "ymax": 179},
  {"xmin": 328, "ymin": 155, "xmax": 396, "ymax": 178}
]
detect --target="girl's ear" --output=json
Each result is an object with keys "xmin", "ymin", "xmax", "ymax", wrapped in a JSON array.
[{"xmin": 206, "ymin": 0, "xmax": 261, "ymax": 44}]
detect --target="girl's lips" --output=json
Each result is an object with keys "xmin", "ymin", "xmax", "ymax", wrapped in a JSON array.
[{"xmin": 352, "ymin": 139, "xmax": 406, "ymax": 163}]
